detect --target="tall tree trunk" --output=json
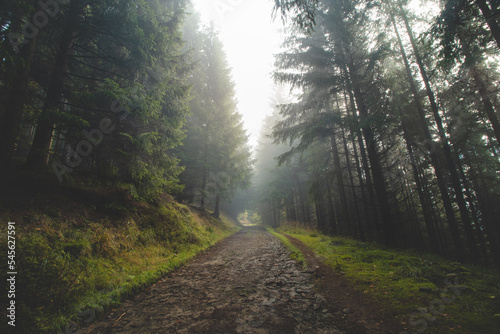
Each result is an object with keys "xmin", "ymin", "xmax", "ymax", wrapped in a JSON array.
[
  {"xmin": 475, "ymin": 0, "xmax": 500, "ymax": 49},
  {"xmin": 286, "ymin": 191, "xmax": 297, "ymax": 221},
  {"xmin": 458, "ymin": 34, "xmax": 500, "ymax": 146},
  {"xmin": 340, "ymin": 122, "xmax": 364, "ymax": 240},
  {"xmin": 26, "ymin": 0, "xmax": 81, "ymax": 167},
  {"xmin": 200, "ymin": 164, "xmax": 207, "ymax": 210},
  {"xmin": 214, "ymin": 194, "xmax": 220, "ymax": 218},
  {"xmin": 344, "ymin": 92, "xmax": 374, "ymax": 241},
  {"xmin": 294, "ymin": 173, "xmax": 307, "ymax": 223},
  {"xmin": 470, "ymin": 68, "xmax": 500, "ymax": 146},
  {"xmin": 343, "ymin": 47, "xmax": 395, "ymax": 245},
  {"xmin": 420, "ymin": 166, "xmax": 449, "ymax": 253},
  {"xmin": 458, "ymin": 161, "xmax": 489, "ymax": 264},
  {"xmin": 314, "ymin": 187, "xmax": 327, "ymax": 232},
  {"xmin": 391, "ymin": 14, "xmax": 452, "ymax": 256},
  {"xmin": 400, "ymin": 111, "xmax": 441, "ymax": 253},
  {"xmin": 392, "ymin": 12, "xmax": 468, "ymax": 261},
  {"xmin": 326, "ymin": 181, "xmax": 338, "ymax": 235},
  {"xmin": 272, "ymin": 199, "xmax": 279, "ymax": 228},
  {"xmin": 473, "ymin": 174, "xmax": 500, "ymax": 267},
  {"xmin": 0, "ymin": 2, "xmax": 41, "ymax": 169},
  {"xmin": 401, "ymin": 174, "xmax": 424, "ymax": 249},
  {"xmin": 399, "ymin": 8, "xmax": 481, "ymax": 263},
  {"xmin": 344, "ymin": 82, "xmax": 380, "ymax": 240},
  {"xmin": 0, "ymin": 36, "xmax": 37, "ymax": 168},
  {"xmin": 330, "ymin": 125, "xmax": 351, "ymax": 234}
]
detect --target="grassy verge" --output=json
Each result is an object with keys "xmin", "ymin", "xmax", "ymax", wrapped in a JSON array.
[
  {"xmin": 277, "ymin": 225, "xmax": 500, "ymax": 334},
  {"xmin": 0, "ymin": 201, "xmax": 240, "ymax": 334},
  {"xmin": 266, "ymin": 227, "xmax": 307, "ymax": 269}
]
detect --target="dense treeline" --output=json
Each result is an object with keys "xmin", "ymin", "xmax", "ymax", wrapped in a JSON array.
[
  {"xmin": 253, "ymin": 0, "xmax": 500, "ymax": 265},
  {"xmin": 0, "ymin": 1, "xmax": 251, "ymax": 210},
  {"xmin": 1, "ymin": 0, "xmax": 190, "ymax": 200},
  {"xmin": 179, "ymin": 16, "xmax": 253, "ymax": 218}
]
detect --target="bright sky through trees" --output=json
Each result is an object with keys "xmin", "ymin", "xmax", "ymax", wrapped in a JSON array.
[{"xmin": 190, "ymin": 0, "xmax": 284, "ymax": 148}]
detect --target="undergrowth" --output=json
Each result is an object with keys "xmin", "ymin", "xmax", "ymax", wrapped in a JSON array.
[
  {"xmin": 0, "ymin": 202, "xmax": 240, "ymax": 334},
  {"xmin": 277, "ymin": 224, "xmax": 500, "ymax": 334}
]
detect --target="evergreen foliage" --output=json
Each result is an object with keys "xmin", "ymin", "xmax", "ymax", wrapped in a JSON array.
[
  {"xmin": 254, "ymin": 0, "xmax": 500, "ymax": 265},
  {"xmin": 179, "ymin": 16, "xmax": 253, "ymax": 217},
  {"xmin": 0, "ymin": 1, "xmax": 252, "ymax": 204},
  {"xmin": 0, "ymin": 0, "xmax": 191, "ymax": 201}
]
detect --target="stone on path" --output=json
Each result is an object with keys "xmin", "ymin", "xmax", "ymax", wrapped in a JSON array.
[{"xmin": 81, "ymin": 226, "xmax": 345, "ymax": 334}]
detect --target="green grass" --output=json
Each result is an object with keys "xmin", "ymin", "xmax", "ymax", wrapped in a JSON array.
[
  {"xmin": 0, "ymin": 202, "xmax": 240, "ymax": 334},
  {"xmin": 266, "ymin": 227, "xmax": 307, "ymax": 269},
  {"xmin": 276, "ymin": 225, "xmax": 500, "ymax": 334}
]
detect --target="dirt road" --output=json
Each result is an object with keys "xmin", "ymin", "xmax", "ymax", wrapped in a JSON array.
[{"xmin": 81, "ymin": 226, "xmax": 392, "ymax": 333}]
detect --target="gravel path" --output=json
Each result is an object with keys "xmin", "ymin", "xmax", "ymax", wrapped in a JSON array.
[{"xmin": 81, "ymin": 226, "xmax": 346, "ymax": 333}]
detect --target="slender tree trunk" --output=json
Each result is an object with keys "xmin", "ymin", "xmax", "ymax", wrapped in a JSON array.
[
  {"xmin": 421, "ymin": 166, "xmax": 449, "ymax": 253},
  {"xmin": 399, "ymin": 8, "xmax": 481, "ymax": 263},
  {"xmin": 294, "ymin": 173, "xmax": 307, "ymax": 223},
  {"xmin": 330, "ymin": 125, "xmax": 351, "ymax": 233},
  {"xmin": 272, "ymin": 199, "xmax": 279, "ymax": 228},
  {"xmin": 475, "ymin": 0, "xmax": 500, "ymax": 49},
  {"xmin": 26, "ymin": 0, "xmax": 81, "ymax": 167},
  {"xmin": 344, "ymin": 82, "xmax": 380, "ymax": 240},
  {"xmin": 0, "ymin": 35, "xmax": 37, "ymax": 168},
  {"xmin": 391, "ymin": 16, "xmax": 443, "ymax": 254},
  {"xmin": 285, "ymin": 195, "xmax": 292, "ymax": 221},
  {"xmin": 473, "ymin": 175, "xmax": 500, "ymax": 267},
  {"xmin": 340, "ymin": 40, "xmax": 395, "ymax": 243},
  {"xmin": 459, "ymin": 165, "xmax": 488, "ymax": 264},
  {"xmin": 0, "ymin": 1, "xmax": 42, "ymax": 168},
  {"xmin": 457, "ymin": 35, "xmax": 500, "ymax": 146},
  {"xmin": 286, "ymin": 192, "xmax": 297, "ymax": 221},
  {"xmin": 345, "ymin": 52, "xmax": 395, "ymax": 245},
  {"xmin": 315, "ymin": 201, "xmax": 322, "ymax": 231},
  {"xmin": 340, "ymin": 123, "xmax": 364, "ymax": 240},
  {"xmin": 392, "ymin": 12, "xmax": 466, "ymax": 261},
  {"xmin": 399, "ymin": 108, "xmax": 441, "ymax": 253},
  {"xmin": 200, "ymin": 164, "xmax": 207, "ymax": 210},
  {"xmin": 326, "ymin": 181, "xmax": 338, "ymax": 235},
  {"xmin": 470, "ymin": 68, "xmax": 500, "ymax": 146},
  {"xmin": 344, "ymin": 92, "xmax": 374, "ymax": 240},
  {"xmin": 401, "ymin": 175, "xmax": 424, "ymax": 249},
  {"xmin": 214, "ymin": 194, "xmax": 220, "ymax": 218}
]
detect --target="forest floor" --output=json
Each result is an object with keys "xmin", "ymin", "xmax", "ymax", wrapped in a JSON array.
[{"xmin": 80, "ymin": 225, "xmax": 399, "ymax": 334}]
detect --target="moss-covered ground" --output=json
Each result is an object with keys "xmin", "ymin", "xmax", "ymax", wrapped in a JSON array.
[
  {"xmin": 275, "ymin": 225, "xmax": 500, "ymax": 334},
  {"xmin": 0, "ymin": 195, "xmax": 240, "ymax": 334}
]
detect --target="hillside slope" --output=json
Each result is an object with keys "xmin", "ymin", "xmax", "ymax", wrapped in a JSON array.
[{"xmin": 0, "ymin": 173, "xmax": 240, "ymax": 333}]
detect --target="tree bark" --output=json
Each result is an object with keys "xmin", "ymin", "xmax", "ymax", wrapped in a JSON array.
[
  {"xmin": 0, "ymin": 2, "xmax": 40, "ymax": 169},
  {"xmin": 392, "ymin": 13, "xmax": 455, "ymax": 257},
  {"xmin": 330, "ymin": 125, "xmax": 351, "ymax": 234},
  {"xmin": 0, "ymin": 36, "xmax": 37, "ymax": 168},
  {"xmin": 470, "ymin": 68, "xmax": 500, "ymax": 146},
  {"xmin": 343, "ymin": 46, "xmax": 395, "ymax": 245},
  {"xmin": 294, "ymin": 172, "xmax": 308, "ymax": 223},
  {"xmin": 399, "ymin": 7, "xmax": 481, "ymax": 263},
  {"xmin": 214, "ymin": 194, "xmax": 220, "ymax": 218},
  {"xmin": 326, "ymin": 181, "xmax": 338, "ymax": 235},
  {"xmin": 344, "ymin": 92, "xmax": 374, "ymax": 241},
  {"xmin": 343, "ymin": 76, "xmax": 380, "ymax": 241},
  {"xmin": 340, "ymin": 122, "xmax": 364, "ymax": 240},
  {"xmin": 475, "ymin": 0, "xmax": 500, "ymax": 50},
  {"xmin": 26, "ymin": 0, "xmax": 81, "ymax": 167}
]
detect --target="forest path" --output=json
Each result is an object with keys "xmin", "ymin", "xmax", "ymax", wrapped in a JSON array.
[{"xmin": 81, "ymin": 226, "xmax": 389, "ymax": 334}]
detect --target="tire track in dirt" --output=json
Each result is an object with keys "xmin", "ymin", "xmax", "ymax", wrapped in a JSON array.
[
  {"xmin": 81, "ymin": 226, "xmax": 346, "ymax": 333},
  {"xmin": 279, "ymin": 233, "xmax": 400, "ymax": 334}
]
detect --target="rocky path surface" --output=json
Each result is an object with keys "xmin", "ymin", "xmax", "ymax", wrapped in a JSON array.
[{"xmin": 81, "ymin": 226, "xmax": 370, "ymax": 333}]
